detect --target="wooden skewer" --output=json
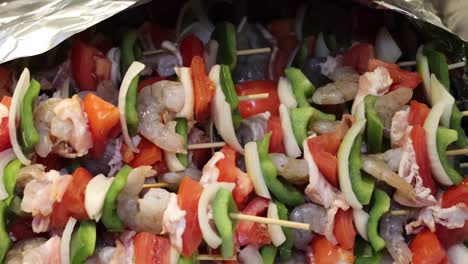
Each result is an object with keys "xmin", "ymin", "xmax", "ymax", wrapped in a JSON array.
[
  {"xmin": 229, "ymin": 213, "xmax": 310, "ymax": 230},
  {"xmin": 142, "ymin": 182, "xmax": 170, "ymax": 189},
  {"xmin": 387, "ymin": 209, "xmax": 410, "ymax": 216},
  {"xmin": 188, "ymin": 142, "xmax": 226, "ymax": 150},
  {"xmin": 446, "ymin": 148, "xmax": 468, "ymax": 156},
  {"xmin": 238, "ymin": 93, "xmax": 269, "ymax": 101},
  {"xmin": 143, "ymin": 47, "xmax": 271, "ymax": 57},
  {"xmin": 461, "ymin": 110, "xmax": 468, "ymax": 117},
  {"xmin": 142, "ymin": 49, "xmax": 166, "ymax": 56},
  {"xmin": 397, "ymin": 60, "xmax": 466, "ymax": 70},
  {"xmin": 460, "ymin": 163, "xmax": 468, "ymax": 169},
  {"xmin": 197, "ymin": 254, "xmax": 237, "ymax": 261},
  {"xmin": 397, "ymin": 61, "xmax": 417, "ymax": 67}
]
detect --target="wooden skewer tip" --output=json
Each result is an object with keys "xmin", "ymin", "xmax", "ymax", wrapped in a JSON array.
[
  {"xmin": 237, "ymin": 47, "xmax": 272, "ymax": 56},
  {"xmin": 238, "ymin": 93, "xmax": 270, "ymax": 101},
  {"xmin": 142, "ymin": 182, "xmax": 170, "ymax": 189},
  {"xmin": 229, "ymin": 213, "xmax": 310, "ymax": 230},
  {"xmin": 187, "ymin": 142, "xmax": 226, "ymax": 150},
  {"xmin": 197, "ymin": 254, "xmax": 237, "ymax": 261}
]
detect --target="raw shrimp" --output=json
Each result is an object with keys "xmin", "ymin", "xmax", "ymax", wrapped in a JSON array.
[
  {"xmin": 312, "ymin": 67, "xmax": 359, "ymax": 105},
  {"xmin": 159, "ymin": 165, "xmax": 202, "ymax": 190},
  {"xmin": 374, "ymin": 88, "xmax": 413, "ymax": 137},
  {"xmin": 406, "ymin": 204, "xmax": 468, "ymax": 234},
  {"xmin": 290, "ymin": 203, "xmax": 327, "ymax": 250},
  {"xmin": 237, "ymin": 112, "xmax": 270, "ymax": 146},
  {"xmin": 138, "ymin": 80, "xmax": 186, "ymax": 153},
  {"xmin": 380, "ymin": 212, "xmax": 414, "ymax": 264},
  {"xmin": 269, "ymin": 153, "xmax": 309, "ymax": 185},
  {"xmin": 4, "ymin": 238, "xmax": 47, "ymax": 264},
  {"xmin": 5, "ymin": 236, "xmax": 61, "ymax": 264},
  {"xmin": 367, "ymin": 148, "xmax": 403, "ymax": 172},
  {"xmin": 309, "ymin": 119, "xmax": 340, "ymax": 135},
  {"xmin": 117, "ymin": 166, "xmax": 170, "ymax": 234}
]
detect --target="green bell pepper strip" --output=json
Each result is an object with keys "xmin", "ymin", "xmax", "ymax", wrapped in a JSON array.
[
  {"xmin": 258, "ymin": 133, "xmax": 304, "ymax": 206},
  {"xmin": 436, "ymin": 127, "xmax": 463, "ymax": 185},
  {"xmin": 354, "ymin": 237, "xmax": 382, "ymax": 264},
  {"xmin": 212, "ymin": 188, "xmax": 238, "ymax": 258},
  {"xmin": 366, "ymin": 189, "xmax": 390, "ymax": 252},
  {"xmin": 175, "ymin": 118, "xmax": 189, "ymax": 167},
  {"xmin": 293, "ymin": 41, "xmax": 308, "ymax": 67},
  {"xmin": 121, "ymin": 29, "xmax": 138, "ymax": 76},
  {"xmin": 8, "ymin": 195, "xmax": 29, "ymax": 218},
  {"xmin": 125, "ymin": 75, "xmax": 140, "ymax": 137},
  {"xmin": 276, "ymin": 200, "xmax": 293, "ymax": 261},
  {"xmin": 425, "ymin": 48, "xmax": 468, "ymax": 147},
  {"xmin": 220, "ymin": 64, "xmax": 242, "ymax": 129},
  {"xmin": 349, "ymin": 135, "xmax": 375, "ymax": 205},
  {"xmin": 0, "ymin": 201, "xmax": 10, "ymax": 262},
  {"xmin": 177, "ymin": 255, "xmax": 196, "ymax": 264},
  {"xmin": 20, "ymin": 79, "xmax": 41, "ymax": 154},
  {"xmin": 213, "ymin": 22, "xmax": 237, "ymax": 70},
  {"xmin": 102, "ymin": 165, "xmax": 132, "ymax": 232},
  {"xmin": 260, "ymin": 244, "xmax": 277, "ymax": 264},
  {"xmin": 3, "ymin": 159, "xmax": 22, "ymax": 199},
  {"xmin": 284, "ymin": 67, "xmax": 316, "ymax": 108},
  {"xmin": 290, "ymin": 107, "xmax": 335, "ymax": 147},
  {"xmin": 364, "ymin": 95, "xmax": 383, "ymax": 154},
  {"xmin": 70, "ymin": 221, "xmax": 96, "ymax": 264}
]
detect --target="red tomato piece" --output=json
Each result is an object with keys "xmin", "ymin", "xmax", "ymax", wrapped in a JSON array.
[
  {"xmin": 178, "ymin": 177, "xmax": 204, "ymax": 257},
  {"xmin": 134, "ymin": 232, "xmax": 170, "ymax": 264},
  {"xmin": 343, "ymin": 43, "xmax": 375, "ymax": 74},
  {"xmin": 334, "ymin": 209, "xmax": 356, "ymax": 250},
  {"xmin": 0, "ymin": 96, "xmax": 11, "ymax": 152},
  {"xmin": 307, "ymin": 132, "xmax": 342, "ymax": 187},
  {"xmin": 267, "ymin": 115, "xmax": 285, "ymax": 154},
  {"xmin": 83, "ymin": 93, "xmax": 120, "ymax": 159},
  {"xmin": 152, "ymin": 160, "xmax": 169, "ymax": 177},
  {"xmin": 191, "ymin": 56, "xmax": 215, "ymax": 122},
  {"xmin": 137, "ymin": 76, "xmax": 167, "ymax": 92},
  {"xmin": 235, "ymin": 197, "xmax": 272, "ymax": 248},
  {"xmin": 180, "ymin": 34, "xmax": 205, "ymax": 67},
  {"xmin": 8, "ymin": 218, "xmax": 41, "ymax": 241},
  {"xmin": 311, "ymin": 235, "xmax": 355, "ymax": 264},
  {"xmin": 130, "ymin": 138, "xmax": 162, "ymax": 167},
  {"xmin": 368, "ymin": 58, "xmax": 422, "ymax": 90},
  {"xmin": 235, "ymin": 80, "xmax": 280, "ymax": 118},
  {"xmin": 410, "ymin": 229, "xmax": 448, "ymax": 264},
  {"xmin": 50, "ymin": 167, "xmax": 92, "ymax": 228},
  {"xmin": 410, "ymin": 125, "xmax": 436, "ymax": 195},
  {"xmin": 409, "ymin": 100, "xmax": 431, "ymax": 126}
]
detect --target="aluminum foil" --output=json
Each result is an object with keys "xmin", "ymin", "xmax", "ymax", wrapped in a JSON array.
[{"xmin": 0, "ymin": 0, "xmax": 142, "ymax": 64}]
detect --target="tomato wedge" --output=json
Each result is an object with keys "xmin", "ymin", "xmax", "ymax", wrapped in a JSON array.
[
  {"xmin": 410, "ymin": 125, "xmax": 436, "ymax": 195},
  {"xmin": 180, "ymin": 34, "xmax": 205, "ymax": 67},
  {"xmin": 235, "ymin": 197, "xmax": 272, "ymax": 248},
  {"xmin": 235, "ymin": 80, "xmax": 280, "ymax": 118},
  {"xmin": 83, "ymin": 93, "xmax": 120, "ymax": 159},
  {"xmin": 311, "ymin": 235, "xmax": 355, "ymax": 264},
  {"xmin": 134, "ymin": 232, "xmax": 170, "ymax": 264},
  {"xmin": 307, "ymin": 132, "xmax": 342, "ymax": 187},
  {"xmin": 130, "ymin": 138, "xmax": 162, "ymax": 167},
  {"xmin": 50, "ymin": 167, "xmax": 92, "ymax": 228},
  {"xmin": 191, "ymin": 56, "xmax": 215, "ymax": 122},
  {"xmin": 410, "ymin": 229, "xmax": 448, "ymax": 264},
  {"xmin": 409, "ymin": 100, "xmax": 431, "ymax": 127},
  {"xmin": 368, "ymin": 58, "xmax": 422, "ymax": 90},
  {"xmin": 343, "ymin": 43, "xmax": 375, "ymax": 74},
  {"xmin": 178, "ymin": 177, "xmax": 204, "ymax": 257},
  {"xmin": 0, "ymin": 96, "xmax": 11, "ymax": 152},
  {"xmin": 267, "ymin": 115, "xmax": 285, "ymax": 154},
  {"xmin": 436, "ymin": 178, "xmax": 468, "ymax": 247},
  {"xmin": 334, "ymin": 209, "xmax": 356, "ymax": 250}
]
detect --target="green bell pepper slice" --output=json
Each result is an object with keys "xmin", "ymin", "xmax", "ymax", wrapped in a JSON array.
[
  {"xmin": 178, "ymin": 255, "xmax": 196, "ymax": 264},
  {"xmin": 354, "ymin": 237, "xmax": 382, "ymax": 264},
  {"xmin": 212, "ymin": 188, "xmax": 238, "ymax": 258},
  {"xmin": 70, "ymin": 221, "xmax": 96, "ymax": 264},
  {"xmin": 349, "ymin": 135, "xmax": 375, "ymax": 205},
  {"xmin": 258, "ymin": 133, "xmax": 304, "ymax": 206},
  {"xmin": 364, "ymin": 95, "xmax": 383, "ymax": 154},
  {"xmin": 220, "ymin": 64, "xmax": 242, "ymax": 129},
  {"xmin": 213, "ymin": 22, "xmax": 237, "ymax": 70},
  {"xmin": 436, "ymin": 127, "xmax": 463, "ymax": 184},
  {"xmin": 366, "ymin": 189, "xmax": 390, "ymax": 252},
  {"xmin": 276, "ymin": 200, "xmax": 293, "ymax": 261},
  {"xmin": 102, "ymin": 165, "xmax": 132, "ymax": 232},
  {"xmin": 290, "ymin": 107, "xmax": 335, "ymax": 147},
  {"xmin": 284, "ymin": 67, "xmax": 316, "ymax": 108},
  {"xmin": 450, "ymin": 106, "xmax": 468, "ymax": 148},
  {"xmin": 175, "ymin": 118, "xmax": 189, "ymax": 167},
  {"xmin": 3, "ymin": 159, "xmax": 22, "ymax": 199},
  {"xmin": 121, "ymin": 29, "xmax": 139, "ymax": 76},
  {"xmin": 20, "ymin": 79, "xmax": 41, "ymax": 154},
  {"xmin": 125, "ymin": 75, "xmax": 140, "ymax": 137},
  {"xmin": 260, "ymin": 244, "xmax": 277, "ymax": 264}
]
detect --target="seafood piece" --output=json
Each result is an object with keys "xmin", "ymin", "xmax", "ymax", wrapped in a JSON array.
[
  {"xmin": 269, "ymin": 153, "xmax": 309, "ymax": 185},
  {"xmin": 380, "ymin": 212, "xmax": 413, "ymax": 264},
  {"xmin": 237, "ymin": 112, "xmax": 270, "ymax": 146},
  {"xmin": 309, "ymin": 119, "xmax": 340, "ymax": 135},
  {"xmin": 137, "ymin": 81, "xmax": 186, "ymax": 153},
  {"xmin": 312, "ymin": 67, "xmax": 359, "ymax": 105},
  {"xmin": 390, "ymin": 107, "xmax": 409, "ymax": 148},
  {"xmin": 375, "ymin": 88, "xmax": 413, "ymax": 137},
  {"xmin": 162, "ymin": 193, "xmax": 186, "ymax": 251},
  {"xmin": 159, "ymin": 165, "xmax": 202, "ymax": 190},
  {"xmin": 351, "ymin": 66, "xmax": 392, "ymax": 115},
  {"xmin": 117, "ymin": 166, "xmax": 170, "ymax": 234},
  {"xmin": 5, "ymin": 237, "xmax": 61, "ymax": 264},
  {"xmin": 366, "ymin": 148, "xmax": 403, "ymax": 172},
  {"xmin": 290, "ymin": 203, "xmax": 327, "ymax": 250},
  {"xmin": 406, "ymin": 203, "xmax": 468, "ymax": 234},
  {"xmin": 199, "ymin": 151, "xmax": 224, "ymax": 186}
]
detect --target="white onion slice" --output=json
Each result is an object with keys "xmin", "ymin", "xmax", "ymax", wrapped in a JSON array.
[
  {"xmin": 169, "ymin": 246, "xmax": 180, "ymax": 264},
  {"xmin": 198, "ymin": 182, "xmax": 235, "ymax": 248},
  {"xmin": 209, "ymin": 65, "xmax": 243, "ymax": 153},
  {"xmin": 85, "ymin": 174, "xmax": 114, "ymax": 221},
  {"xmin": 337, "ymin": 119, "xmax": 366, "ymax": 209},
  {"xmin": 416, "ymin": 46, "xmax": 431, "ymax": 99},
  {"xmin": 163, "ymin": 121, "xmax": 186, "ymax": 172},
  {"xmin": 315, "ymin": 32, "xmax": 330, "ymax": 58},
  {"xmin": 245, "ymin": 141, "xmax": 271, "ymax": 199},
  {"xmin": 447, "ymin": 243, "xmax": 468, "ymax": 264},
  {"xmin": 430, "ymin": 74, "xmax": 454, "ymax": 127},
  {"xmin": 60, "ymin": 217, "xmax": 77, "ymax": 264},
  {"xmin": 375, "ymin": 27, "xmax": 402, "ymax": 63},
  {"xmin": 277, "ymin": 77, "xmax": 297, "ymax": 109},
  {"xmin": 0, "ymin": 149, "xmax": 17, "ymax": 200},
  {"xmin": 267, "ymin": 202, "xmax": 286, "ymax": 246},
  {"xmin": 118, "ymin": 61, "xmax": 145, "ymax": 153},
  {"xmin": 353, "ymin": 208, "xmax": 369, "ymax": 241},
  {"xmin": 279, "ymin": 104, "xmax": 301, "ymax": 158},
  {"xmin": 175, "ymin": 67, "xmax": 194, "ymax": 120},
  {"xmin": 238, "ymin": 245, "xmax": 263, "ymax": 264},
  {"xmin": 9, "ymin": 68, "xmax": 31, "ymax": 165}
]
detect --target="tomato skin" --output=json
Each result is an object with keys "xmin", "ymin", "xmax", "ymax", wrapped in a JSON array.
[
  {"xmin": 83, "ymin": 93, "xmax": 120, "ymax": 159},
  {"xmin": 410, "ymin": 229, "xmax": 448, "ymax": 264},
  {"xmin": 343, "ymin": 43, "xmax": 375, "ymax": 74},
  {"xmin": 137, "ymin": 76, "xmax": 167, "ymax": 92},
  {"xmin": 0, "ymin": 96, "xmax": 12, "ymax": 152},
  {"xmin": 409, "ymin": 100, "xmax": 431, "ymax": 126},
  {"xmin": 191, "ymin": 56, "xmax": 215, "ymax": 122},
  {"xmin": 307, "ymin": 132, "xmax": 342, "ymax": 187},
  {"xmin": 49, "ymin": 167, "xmax": 92, "ymax": 228},
  {"xmin": 235, "ymin": 80, "xmax": 280, "ymax": 118},
  {"xmin": 311, "ymin": 235, "xmax": 355, "ymax": 264},
  {"xmin": 436, "ymin": 178, "xmax": 468, "ymax": 247},
  {"xmin": 178, "ymin": 177, "xmax": 204, "ymax": 257},
  {"xmin": 334, "ymin": 209, "xmax": 356, "ymax": 250},
  {"xmin": 134, "ymin": 232, "xmax": 170, "ymax": 264},
  {"xmin": 368, "ymin": 58, "xmax": 422, "ymax": 90},
  {"xmin": 410, "ymin": 125, "xmax": 436, "ymax": 195},
  {"xmin": 180, "ymin": 34, "xmax": 205, "ymax": 67},
  {"xmin": 129, "ymin": 138, "xmax": 162, "ymax": 167},
  {"xmin": 235, "ymin": 197, "xmax": 272, "ymax": 248},
  {"xmin": 267, "ymin": 115, "xmax": 285, "ymax": 154}
]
